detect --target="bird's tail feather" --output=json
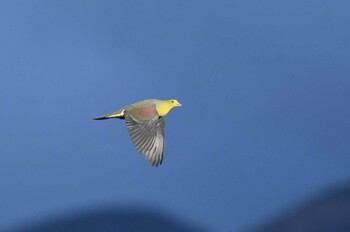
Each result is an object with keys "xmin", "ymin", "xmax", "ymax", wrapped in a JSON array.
[{"xmin": 94, "ymin": 109, "xmax": 125, "ymax": 120}]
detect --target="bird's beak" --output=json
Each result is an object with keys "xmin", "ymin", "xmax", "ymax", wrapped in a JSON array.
[{"xmin": 176, "ymin": 102, "xmax": 182, "ymax": 107}]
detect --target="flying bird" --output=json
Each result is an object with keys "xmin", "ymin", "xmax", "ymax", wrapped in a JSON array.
[{"xmin": 94, "ymin": 99, "xmax": 182, "ymax": 167}]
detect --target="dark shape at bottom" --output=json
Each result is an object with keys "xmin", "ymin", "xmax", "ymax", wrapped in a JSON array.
[
  {"xmin": 7, "ymin": 207, "xmax": 205, "ymax": 232},
  {"xmin": 251, "ymin": 184, "xmax": 350, "ymax": 232}
]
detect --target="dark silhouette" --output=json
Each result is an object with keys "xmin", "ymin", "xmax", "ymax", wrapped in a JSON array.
[
  {"xmin": 6, "ymin": 206, "xmax": 207, "ymax": 232},
  {"xmin": 251, "ymin": 184, "xmax": 350, "ymax": 232},
  {"xmin": 6, "ymin": 184, "xmax": 350, "ymax": 232}
]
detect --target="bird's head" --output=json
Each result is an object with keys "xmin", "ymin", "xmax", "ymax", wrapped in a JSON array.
[
  {"xmin": 168, "ymin": 99, "xmax": 182, "ymax": 108},
  {"xmin": 156, "ymin": 99, "xmax": 182, "ymax": 116}
]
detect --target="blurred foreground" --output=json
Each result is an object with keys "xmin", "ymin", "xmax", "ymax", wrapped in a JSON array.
[
  {"xmin": 5, "ymin": 183, "xmax": 350, "ymax": 232},
  {"xmin": 251, "ymin": 183, "xmax": 350, "ymax": 232},
  {"xmin": 6, "ymin": 207, "xmax": 206, "ymax": 232}
]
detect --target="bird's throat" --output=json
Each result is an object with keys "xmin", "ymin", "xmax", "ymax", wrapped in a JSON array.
[{"xmin": 156, "ymin": 102, "xmax": 172, "ymax": 116}]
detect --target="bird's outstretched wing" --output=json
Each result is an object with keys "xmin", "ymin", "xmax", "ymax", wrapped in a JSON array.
[{"xmin": 124, "ymin": 112, "xmax": 164, "ymax": 166}]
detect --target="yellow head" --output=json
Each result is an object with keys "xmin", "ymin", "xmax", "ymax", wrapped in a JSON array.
[{"xmin": 156, "ymin": 99, "xmax": 182, "ymax": 116}]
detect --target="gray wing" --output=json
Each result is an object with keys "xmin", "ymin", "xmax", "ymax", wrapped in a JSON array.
[{"xmin": 124, "ymin": 112, "xmax": 164, "ymax": 166}]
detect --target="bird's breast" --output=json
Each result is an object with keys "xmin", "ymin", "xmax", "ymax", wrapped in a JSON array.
[{"xmin": 132, "ymin": 107, "xmax": 158, "ymax": 120}]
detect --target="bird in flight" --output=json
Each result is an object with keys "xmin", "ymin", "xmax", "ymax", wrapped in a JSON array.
[{"xmin": 94, "ymin": 99, "xmax": 182, "ymax": 167}]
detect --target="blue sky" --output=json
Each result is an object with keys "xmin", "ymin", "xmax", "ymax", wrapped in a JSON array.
[{"xmin": 1, "ymin": 1, "xmax": 350, "ymax": 231}]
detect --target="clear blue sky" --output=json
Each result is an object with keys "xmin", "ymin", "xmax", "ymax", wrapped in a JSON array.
[{"xmin": 1, "ymin": 1, "xmax": 350, "ymax": 231}]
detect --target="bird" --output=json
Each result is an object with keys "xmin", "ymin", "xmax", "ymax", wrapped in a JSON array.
[{"xmin": 94, "ymin": 99, "xmax": 182, "ymax": 167}]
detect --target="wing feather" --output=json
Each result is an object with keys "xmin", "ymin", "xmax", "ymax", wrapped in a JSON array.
[{"xmin": 125, "ymin": 112, "xmax": 165, "ymax": 166}]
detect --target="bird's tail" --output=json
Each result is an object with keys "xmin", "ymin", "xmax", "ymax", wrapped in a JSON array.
[{"xmin": 94, "ymin": 109, "xmax": 125, "ymax": 120}]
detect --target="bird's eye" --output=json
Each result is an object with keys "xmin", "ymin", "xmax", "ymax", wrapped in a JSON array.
[{"xmin": 171, "ymin": 100, "xmax": 174, "ymax": 103}]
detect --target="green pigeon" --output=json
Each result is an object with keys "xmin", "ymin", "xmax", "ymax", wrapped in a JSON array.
[{"xmin": 94, "ymin": 99, "xmax": 182, "ymax": 167}]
